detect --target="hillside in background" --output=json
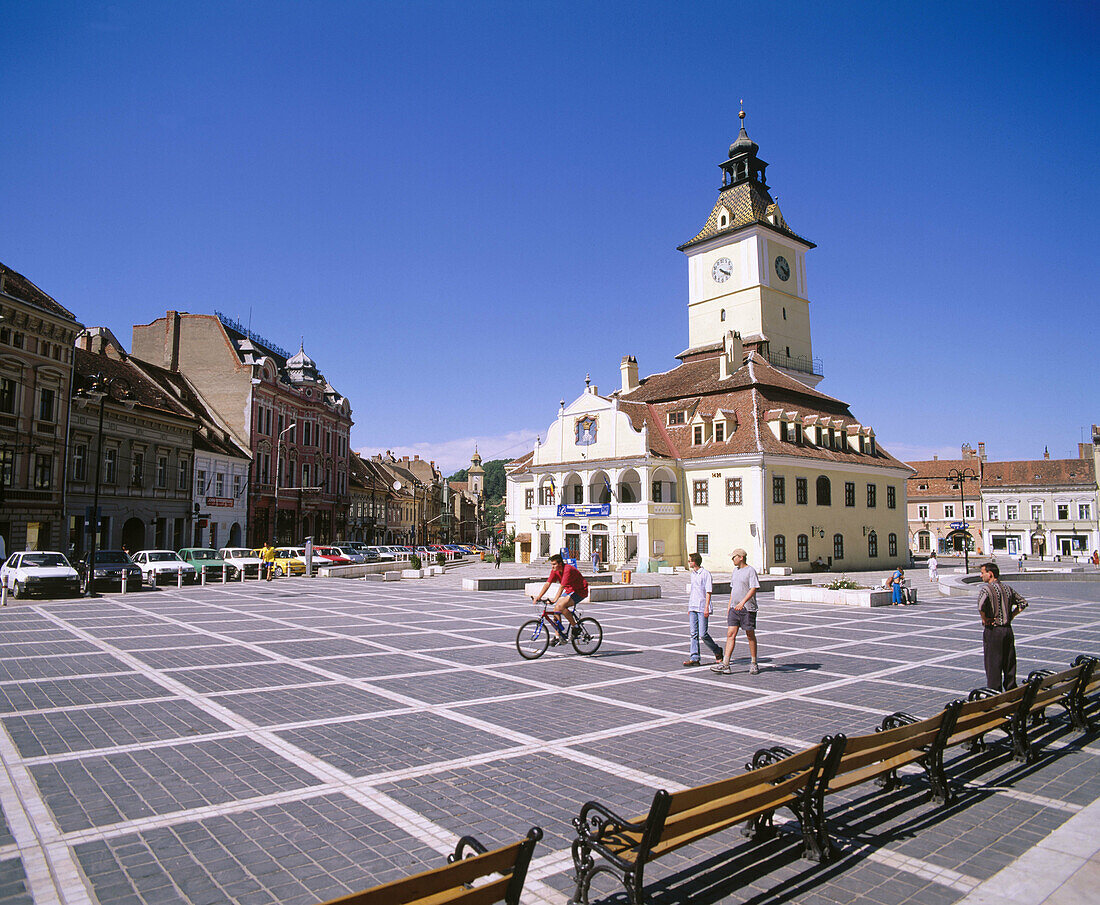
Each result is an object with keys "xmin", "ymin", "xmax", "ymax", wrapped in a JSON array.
[{"xmin": 448, "ymin": 459, "xmax": 506, "ymax": 500}]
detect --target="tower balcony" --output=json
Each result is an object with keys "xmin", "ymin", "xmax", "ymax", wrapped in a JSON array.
[{"xmin": 764, "ymin": 350, "xmax": 822, "ymax": 377}]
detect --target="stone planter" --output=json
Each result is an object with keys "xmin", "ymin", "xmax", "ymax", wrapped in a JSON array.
[
  {"xmin": 400, "ymin": 569, "xmax": 425, "ymax": 579},
  {"xmin": 774, "ymin": 585, "xmax": 898, "ymax": 607}
]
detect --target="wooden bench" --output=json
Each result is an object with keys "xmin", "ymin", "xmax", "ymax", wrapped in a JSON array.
[
  {"xmin": 1071, "ymin": 654, "xmax": 1100, "ymax": 726},
  {"xmin": 812, "ymin": 705, "xmax": 960, "ymax": 857},
  {"xmin": 317, "ymin": 828, "xmax": 542, "ymax": 905},
  {"xmin": 570, "ymin": 741, "xmax": 831, "ymax": 904},
  {"xmin": 1025, "ymin": 660, "xmax": 1097, "ymax": 735}
]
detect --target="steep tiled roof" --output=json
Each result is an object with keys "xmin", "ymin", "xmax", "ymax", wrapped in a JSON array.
[
  {"xmin": 904, "ymin": 460, "xmax": 974, "ymax": 497},
  {"xmin": 0, "ymin": 262, "xmax": 80, "ymax": 322},
  {"xmin": 74, "ymin": 348, "xmax": 194, "ymax": 421},
  {"xmin": 983, "ymin": 459, "xmax": 1095, "ymax": 488},
  {"xmin": 678, "ymin": 183, "xmax": 813, "ymax": 251},
  {"xmin": 511, "ymin": 352, "xmax": 907, "ymax": 472}
]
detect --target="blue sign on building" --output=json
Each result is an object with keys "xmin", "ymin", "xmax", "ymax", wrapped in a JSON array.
[{"xmin": 556, "ymin": 504, "xmax": 611, "ymax": 518}]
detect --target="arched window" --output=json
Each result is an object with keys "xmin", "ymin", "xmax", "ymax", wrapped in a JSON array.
[
  {"xmin": 888, "ymin": 533, "xmax": 898, "ymax": 557},
  {"xmin": 720, "ymin": 309, "xmax": 726, "ymax": 322},
  {"xmin": 773, "ymin": 534, "xmax": 786, "ymax": 564},
  {"xmin": 868, "ymin": 531, "xmax": 878, "ymax": 558},
  {"xmin": 797, "ymin": 534, "xmax": 809, "ymax": 562},
  {"xmin": 816, "ymin": 476, "xmax": 831, "ymax": 506},
  {"xmin": 833, "ymin": 533, "xmax": 844, "ymax": 560}
]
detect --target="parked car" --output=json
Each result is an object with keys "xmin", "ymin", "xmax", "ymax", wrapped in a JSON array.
[
  {"xmin": 1, "ymin": 551, "xmax": 81, "ymax": 599},
  {"xmin": 311, "ymin": 546, "xmax": 353, "ymax": 566},
  {"xmin": 177, "ymin": 548, "xmax": 228, "ymax": 581},
  {"xmin": 365, "ymin": 546, "xmax": 394, "ymax": 562},
  {"xmin": 249, "ymin": 547, "xmax": 306, "ymax": 577},
  {"xmin": 326, "ymin": 546, "xmax": 365, "ymax": 564},
  {"xmin": 132, "ymin": 550, "xmax": 197, "ymax": 586},
  {"xmin": 289, "ymin": 547, "xmax": 322, "ymax": 574},
  {"xmin": 218, "ymin": 547, "xmax": 263, "ymax": 579},
  {"xmin": 77, "ymin": 550, "xmax": 143, "ymax": 591}
]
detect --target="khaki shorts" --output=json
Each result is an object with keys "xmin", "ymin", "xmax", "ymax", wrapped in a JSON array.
[{"xmin": 728, "ymin": 608, "xmax": 757, "ymax": 630}]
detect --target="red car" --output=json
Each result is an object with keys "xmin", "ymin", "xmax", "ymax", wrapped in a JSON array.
[{"xmin": 313, "ymin": 546, "xmax": 352, "ymax": 566}]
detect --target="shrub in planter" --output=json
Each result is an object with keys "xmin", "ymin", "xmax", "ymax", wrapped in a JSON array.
[
  {"xmin": 409, "ymin": 554, "xmax": 422, "ymax": 570},
  {"xmin": 435, "ymin": 552, "xmax": 446, "ymax": 567}
]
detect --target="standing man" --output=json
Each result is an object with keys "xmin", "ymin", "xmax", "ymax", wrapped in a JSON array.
[
  {"xmin": 712, "ymin": 548, "xmax": 761, "ymax": 675},
  {"xmin": 591, "ymin": 546, "xmax": 601, "ymax": 573},
  {"xmin": 261, "ymin": 542, "xmax": 276, "ymax": 581},
  {"xmin": 977, "ymin": 561, "xmax": 1028, "ymax": 691},
  {"xmin": 927, "ymin": 552, "xmax": 939, "ymax": 584},
  {"xmin": 493, "ymin": 548, "xmax": 501, "ymax": 569},
  {"xmin": 684, "ymin": 553, "xmax": 723, "ymax": 667}
]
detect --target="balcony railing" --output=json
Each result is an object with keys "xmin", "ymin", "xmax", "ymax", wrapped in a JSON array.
[{"xmin": 764, "ymin": 350, "xmax": 823, "ymax": 377}]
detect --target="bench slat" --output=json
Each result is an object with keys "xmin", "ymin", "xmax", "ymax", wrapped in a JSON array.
[
  {"xmin": 664, "ymin": 744, "xmax": 822, "ymax": 815},
  {"xmin": 318, "ymin": 841, "xmax": 525, "ymax": 905}
]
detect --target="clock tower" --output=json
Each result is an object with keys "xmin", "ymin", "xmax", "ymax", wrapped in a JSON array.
[{"xmin": 678, "ymin": 107, "xmax": 821, "ymax": 387}]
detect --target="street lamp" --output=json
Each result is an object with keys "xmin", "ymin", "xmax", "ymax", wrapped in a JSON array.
[
  {"xmin": 274, "ymin": 422, "xmax": 297, "ymax": 542},
  {"xmin": 947, "ymin": 466, "xmax": 980, "ymax": 573},
  {"xmin": 76, "ymin": 373, "xmax": 130, "ymax": 597}
]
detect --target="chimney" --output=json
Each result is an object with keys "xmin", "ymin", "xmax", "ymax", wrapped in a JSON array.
[
  {"xmin": 977, "ymin": 442, "xmax": 986, "ymax": 461},
  {"xmin": 620, "ymin": 355, "xmax": 639, "ymax": 394},
  {"xmin": 961, "ymin": 442, "xmax": 975, "ymax": 459},
  {"xmin": 1044, "ymin": 446, "xmax": 1050, "ymax": 460},
  {"xmin": 933, "ymin": 455, "xmax": 938, "ymax": 461},
  {"xmin": 163, "ymin": 310, "xmax": 182, "ymax": 371},
  {"xmin": 720, "ymin": 331, "xmax": 743, "ymax": 380}
]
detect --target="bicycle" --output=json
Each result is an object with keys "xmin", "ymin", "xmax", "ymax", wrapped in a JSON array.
[{"xmin": 516, "ymin": 597, "xmax": 603, "ymax": 660}]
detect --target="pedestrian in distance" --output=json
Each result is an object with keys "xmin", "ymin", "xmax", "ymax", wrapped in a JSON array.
[
  {"xmin": 927, "ymin": 551, "xmax": 938, "ymax": 583},
  {"xmin": 977, "ymin": 561, "xmax": 1028, "ymax": 691},
  {"xmin": 494, "ymin": 549, "xmax": 501, "ymax": 569},
  {"xmin": 712, "ymin": 548, "xmax": 761, "ymax": 675},
  {"xmin": 684, "ymin": 552, "xmax": 723, "ymax": 667},
  {"xmin": 591, "ymin": 546, "xmax": 601, "ymax": 573},
  {"xmin": 261, "ymin": 542, "xmax": 276, "ymax": 581}
]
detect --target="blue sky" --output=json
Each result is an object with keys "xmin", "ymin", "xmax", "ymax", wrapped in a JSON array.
[{"xmin": 2, "ymin": 1, "xmax": 1097, "ymax": 473}]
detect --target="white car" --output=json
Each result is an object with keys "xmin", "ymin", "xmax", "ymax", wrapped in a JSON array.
[
  {"xmin": 218, "ymin": 547, "xmax": 263, "ymax": 579},
  {"xmin": 131, "ymin": 549, "xmax": 197, "ymax": 586},
  {"xmin": 365, "ymin": 546, "xmax": 395, "ymax": 561},
  {"xmin": 1, "ymin": 551, "xmax": 82, "ymax": 599},
  {"xmin": 328, "ymin": 546, "xmax": 366, "ymax": 564}
]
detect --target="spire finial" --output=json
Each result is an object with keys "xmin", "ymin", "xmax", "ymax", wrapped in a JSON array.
[
  {"xmin": 585, "ymin": 372, "xmax": 591, "ymax": 388},
  {"xmin": 739, "ymin": 99, "xmax": 745, "ymax": 121}
]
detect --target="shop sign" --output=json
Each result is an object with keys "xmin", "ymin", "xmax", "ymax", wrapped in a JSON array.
[{"xmin": 206, "ymin": 497, "xmax": 234, "ymax": 508}]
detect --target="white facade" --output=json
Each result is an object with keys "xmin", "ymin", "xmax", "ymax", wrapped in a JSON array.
[
  {"xmin": 981, "ymin": 487, "xmax": 1098, "ymax": 560},
  {"xmin": 192, "ymin": 449, "xmax": 250, "ymax": 549}
]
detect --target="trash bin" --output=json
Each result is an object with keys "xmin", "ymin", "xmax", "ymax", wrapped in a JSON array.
[{"xmin": 621, "ymin": 569, "xmax": 632, "ymax": 584}]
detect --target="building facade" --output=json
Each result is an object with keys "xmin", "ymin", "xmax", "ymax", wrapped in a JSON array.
[
  {"xmin": 0, "ymin": 262, "xmax": 83, "ymax": 554},
  {"xmin": 906, "ymin": 445, "xmax": 1099, "ymax": 561},
  {"xmin": 69, "ymin": 330, "xmax": 195, "ymax": 555},
  {"xmin": 131, "ymin": 312, "xmax": 352, "ymax": 547},
  {"xmin": 506, "ymin": 116, "xmax": 911, "ymax": 571}
]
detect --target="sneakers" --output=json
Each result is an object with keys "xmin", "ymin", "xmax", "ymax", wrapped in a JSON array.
[
  {"xmin": 571, "ymin": 625, "xmax": 582, "ymax": 639},
  {"xmin": 748, "ymin": 662, "xmax": 760, "ymax": 675},
  {"xmin": 683, "ymin": 659, "xmax": 701, "ymax": 668},
  {"xmin": 710, "ymin": 663, "xmax": 731, "ymax": 674}
]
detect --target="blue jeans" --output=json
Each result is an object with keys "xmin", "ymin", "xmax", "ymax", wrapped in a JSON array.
[{"xmin": 688, "ymin": 611, "xmax": 723, "ymax": 662}]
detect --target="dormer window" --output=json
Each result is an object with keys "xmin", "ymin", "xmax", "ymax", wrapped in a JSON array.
[
  {"xmin": 720, "ymin": 309, "xmax": 726, "ymax": 322},
  {"xmin": 720, "ymin": 211, "xmax": 728, "ymax": 228},
  {"xmin": 667, "ymin": 411, "xmax": 686, "ymax": 426},
  {"xmin": 693, "ymin": 425, "xmax": 704, "ymax": 445},
  {"xmin": 714, "ymin": 422, "xmax": 725, "ymax": 443}
]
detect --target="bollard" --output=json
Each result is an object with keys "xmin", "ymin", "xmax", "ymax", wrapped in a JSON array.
[
  {"xmin": 201, "ymin": 565, "xmax": 207, "ymax": 586},
  {"xmin": 1, "ymin": 581, "xmax": 7, "ymax": 606},
  {"xmin": 121, "ymin": 574, "xmax": 127, "ymax": 595},
  {"xmin": 177, "ymin": 566, "xmax": 184, "ymax": 588},
  {"xmin": 222, "ymin": 566, "xmax": 227, "ymax": 584}
]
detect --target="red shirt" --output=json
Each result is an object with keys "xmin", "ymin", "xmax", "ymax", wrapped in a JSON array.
[{"xmin": 549, "ymin": 563, "xmax": 587, "ymax": 598}]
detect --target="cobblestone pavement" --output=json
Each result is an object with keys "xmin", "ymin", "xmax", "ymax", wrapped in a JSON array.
[{"xmin": 0, "ymin": 566, "xmax": 1097, "ymax": 904}]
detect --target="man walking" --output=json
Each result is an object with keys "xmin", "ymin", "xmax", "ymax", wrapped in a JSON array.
[
  {"xmin": 977, "ymin": 561, "xmax": 1028, "ymax": 691},
  {"xmin": 684, "ymin": 553, "xmax": 723, "ymax": 667},
  {"xmin": 261, "ymin": 542, "xmax": 276, "ymax": 581},
  {"xmin": 712, "ymin": 548, "xmax": 761, "ymax": 675}
]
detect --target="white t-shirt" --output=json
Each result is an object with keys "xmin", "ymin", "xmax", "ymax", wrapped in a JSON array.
[
  {"xmin": 687, "ymin": 567, "xmax": 713, "ymax": 612},
  {"xmin": 730, "ymin": 564, "xmax": 761, "ymax": 612}
]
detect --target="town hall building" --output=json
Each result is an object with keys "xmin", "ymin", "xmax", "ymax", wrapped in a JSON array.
[{"xmin": 506, "ymin": 111, "xmax": 911, "ymax": 572}]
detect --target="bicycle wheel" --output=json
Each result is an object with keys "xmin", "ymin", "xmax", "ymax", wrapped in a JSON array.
[
  {"xmin": 571, "ymin": 617, "xmax": 603, "ymax": 655},
  {"xmin": 516, "ymin": 620, "xmax": 549, "ymax": 660}
]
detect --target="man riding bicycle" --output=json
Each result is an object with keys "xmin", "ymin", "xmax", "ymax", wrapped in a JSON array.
[{"xmin": 531, "ymin": 553, "xmax": 588, "ymax": 643}]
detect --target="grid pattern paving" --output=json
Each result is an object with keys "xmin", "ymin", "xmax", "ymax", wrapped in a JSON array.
[{"xmin": 0, "ymin": 571, "xmax": 1096, "ymax": 905}]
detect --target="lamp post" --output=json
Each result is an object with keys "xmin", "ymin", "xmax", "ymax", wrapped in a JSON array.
[
  {"xmin": 274, "ymin": 422, "xmax": 297, "ymax": 543},
  {"xmin": 77, "ymin": 373, "xmax": 130, "ymax": 597},
  {"xmin": 947, "ymin": 466, "xmax": 979, "ymax": 573}
]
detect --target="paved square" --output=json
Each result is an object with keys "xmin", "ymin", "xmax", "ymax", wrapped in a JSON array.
[{"xmin": 0, "ymin": 569, "xmax": 1096, "ymax": 904}]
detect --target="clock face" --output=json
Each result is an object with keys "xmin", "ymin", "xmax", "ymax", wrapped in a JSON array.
[
  {"xmin": 711, "ymin": 257, "xmax": 733, "ymax": 283},
  {"xmin": 774, "ymin": 256, "xmax": 791, "ymax": 281}
]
